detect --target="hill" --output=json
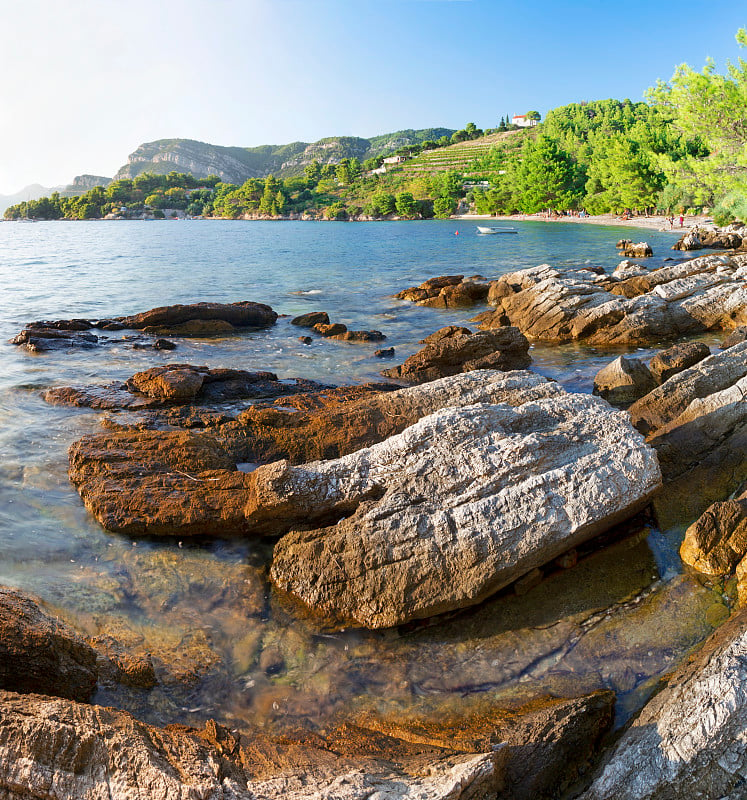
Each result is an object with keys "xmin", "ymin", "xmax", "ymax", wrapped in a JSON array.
[{"xmin": 112, "ymin": 128, "xmax": 455, "ymax": 184}]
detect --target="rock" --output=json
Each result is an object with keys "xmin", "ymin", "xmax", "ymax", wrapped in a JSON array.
[
  {"xmin": 299, "ymin": 335, "xmax": 313, "ymax": 345},
  {"xmin": 381, "ymin": 326, "xmax": 531, "ymax": 383},
  {"xmin": 612, "ymin": 260, "xmax": 648, "ymax": 280},
  {"xmin": 580, "ymin": 608, "xmax": 747, "ymax": 800},
  {"xmin": 617, "ymin": 240, "xmax": 653, "ymax": 258},
  {"xmin": 648, "ymin": 341, "xmax": 711, "ymax": 384},
  {"xmin": 680, "ymin": 497, "xmax": 747, "ymax": 575},
  {"xmin": 374, "ymin": 347, "xmax": 395, "ymax": 358},
  {"xmin": 126, "ymin": 364, "xmax": 206, "ymax": 400},
  {"xmin": 0, "ymin": 690, "xmax": 505, "ymax": 800},
  {"xmin": 721, "ymin": 326, "xmax": 747, "ymax": 349},
  {"xmin": 132, "ymin": 337, "xmax": 177, "ymax": 350},
  {"xmin": 268, "ymin": 390, "xmax": 661, "ymax": 628},
  {"xmin": 0, "ymin": 587, "xmax": 98, "ymax": 702},
  {"xmin": 68, "ymin": 371, "xmax": 565, "ymax": 536},
  {"xmin": 592, "ymin": 355, "xmax": 656, "ymax": 406},
  {"xmin": 46, "ymin": 367, "xmax": 329, "ymax": 410},
  {"xmin": 331, "ymin": 330, "xmax": 386, "ymax": 342},
  {"xmin": 117, "ymin": 300, "xmax": 278, "ymax": 331},
  {"xmin": 672, "ymin": 231, "xmax": 703, "ymax": 250},
  {"xmin": 291, "ymin": 311, "xmax": 330, "ymax": 327},
  {"xmin": 259, "ymin": 646, "xmax": 285, "ymax": 675},
  {"xmin": 420, "ymin": 281, "xmax": 491, "ymax": 309},
  {"xmin": 9, "ymin": 325, "xmax": 99, "ymax": 351},
  {"xmin": 484, "ymin": 254, "xmax": 747, "ymax": 345},
  {"xmin": 395, "ymin": 275, "xmax": 464, "ymax": 303},
  {"xmin": 513, "ymin": 568, "xmax": 543, "ymax": 596},
  {"xmin": 629, "ymin": 342, "xmax": 747, "ymax": 527},
  {"xmin": 701, "ymin": 229, "xmax": 743, "ymax": 249},
  {"xmin": 313, "ymin": 322, "xmax": 348, "ymax": 337},
  {"xmin": 360, "ymin": 691, "xmax": 614, "ymax": 800}
]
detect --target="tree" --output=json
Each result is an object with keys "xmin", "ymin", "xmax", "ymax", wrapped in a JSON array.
[
  {"xmin": 395, "ymin": 191, "xmax": 418, "ymax": 218},
  {"xmin": 373, "ymin": 192, "xmax": 396, "ymax": 215},
  {"xmin": 433, "ymin": 195, "xmax": 456, "ymax": 218},
  {"xmin": 511, "ymin": 135, "xmax": 583, "ymax": 213},
  {"xmin": 304, "ymin": 160, "xmax": 322, "ymax": 182},
  {"xmin": 525, "ymin": 111, "xmax": 541, "ymax": 122}
]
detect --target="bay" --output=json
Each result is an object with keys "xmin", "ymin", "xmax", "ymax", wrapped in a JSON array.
[{"xmin": 0, "ymin": 219, "xmax": 718, "ymax": 733}]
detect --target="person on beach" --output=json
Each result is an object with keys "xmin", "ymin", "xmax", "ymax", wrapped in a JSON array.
[{"xmin": 679, "ymin": 214, "xmax": 684, "ymax": 227}]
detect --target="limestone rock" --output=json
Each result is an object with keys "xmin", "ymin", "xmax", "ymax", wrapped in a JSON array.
[
  {"xmin": 9, "ymin": 325, "xmax": 99, "ymax": 351},
  {"xmin": 485, "ymin": 254, "xmax": 747, "ymax": 345},
  {"xmin": 313, "ymin": 322, "xmax": 347, "ymax": 337},
  {"xmin": 268, "ymin": 391, "xmax": 661, "ymax": 628},
  {"xmin": 126, "ymin": 364, "xmax": 206, "ymax": 400},
  {"xmin": 381, "ymin": 326, "xmax": 531, "ymax": 383},
  {"xmin": 648, "ymin": 341, "xmax": 711, "ymax": 384},
  {"xmin": 680, "ymin": 498, "xmax": 747, "ymax": 576},
  {"xmin": 617, "ymin": 240, "xmax": 653, "ymax": 258},
  {"xmin": 580, "ymin": 609, "xmax": 747, "ymax": 800},
  {"xmin": 395, "ymin": 275, "xmax": 464, "ymax": 303},
  {"xmin": 612, "ymin": 260, "xmax": 648, "ymax": 280},
  {"xmin": 331, "ymin": 330, "xmax": 386, "ymax": 342},
  {"xmin": 592, "ymin": 355, "xmax": 656, "ymax": 406},
  {"xmin": 0, "ymin": 587, "xmax": 97, "ymax": 702},
  {"xmin": 0, "ymin": 690, "xmax": 504, "ymax": 800},
  {"xmin": 69, "ymin": 371, "xmax": 563, "ymax": 537},
  {"xmin": 420, "ymin": 281, "xmax": 491, "ymax": 308},
  {"xmin": 672, "ymin": 231, "xmax": 702, "ymax": 251},
  {"xmin": 721, "ymin": 326, "xmax": 747, "ymax": 349}
]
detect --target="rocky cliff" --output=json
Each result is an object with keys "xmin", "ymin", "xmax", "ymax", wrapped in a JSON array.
[{"xmin": 112, "ymin": 128, "xmax": 455, "ymax": 183}]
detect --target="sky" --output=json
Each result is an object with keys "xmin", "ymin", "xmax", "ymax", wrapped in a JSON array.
[{"xmin": 0, "ymin": 0, "xmax": 745, "ymax": 194}]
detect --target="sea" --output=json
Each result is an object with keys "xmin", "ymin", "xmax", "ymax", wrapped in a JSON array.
[{"xmin": 0, "ymin": 218, "xmax": 721, "ymax": 733}]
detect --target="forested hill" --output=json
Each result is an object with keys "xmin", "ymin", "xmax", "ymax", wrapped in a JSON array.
[{"xmin": 113, "ymin": 129, "xmax": 455, "ymax": 183}]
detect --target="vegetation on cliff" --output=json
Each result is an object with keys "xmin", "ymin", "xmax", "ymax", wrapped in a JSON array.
[{"xmin": 6, "ymin": 30, "xmax": 747, "ymax": 223}]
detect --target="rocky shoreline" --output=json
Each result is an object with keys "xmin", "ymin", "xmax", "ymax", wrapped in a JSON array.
[{"xmin": 5, "ymin": 225, "xmax": 747, "ymax": 798}]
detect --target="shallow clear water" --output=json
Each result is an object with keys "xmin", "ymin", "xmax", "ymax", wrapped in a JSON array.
[{"xmin": 0, "ymin": 219, "xmax": 724, "ymax": 733}]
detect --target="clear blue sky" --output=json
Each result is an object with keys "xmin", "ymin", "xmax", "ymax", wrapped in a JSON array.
[{"xmin": 0, "ymin": 0, "xmax": 744, "ymax": 193}]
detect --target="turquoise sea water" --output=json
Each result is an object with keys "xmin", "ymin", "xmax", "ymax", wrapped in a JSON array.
[{"xmin": 0, "ymin": 219, "xmax": 720, "ymax": 732}]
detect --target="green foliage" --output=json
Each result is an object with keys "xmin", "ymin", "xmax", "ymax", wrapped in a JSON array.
[
  {"xmin": 510, "ymin": 135, "xmax": 583, "ymax": 213},
  {"xmin": 395, "ymin": 191, "xmax": 419, "ymax": 218},
  {"xmin": 713, "ymin": 192, "xmax": 747, "ymax": 225}
]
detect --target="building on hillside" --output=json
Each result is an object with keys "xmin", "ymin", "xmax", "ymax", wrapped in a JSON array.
[
  {"xmin": 511, "ymin": 114, "xmax": 538, "ymax": 128},
  {"xmin": 382, "ymin": 155, "xmax": 408, "ymax": 165}
]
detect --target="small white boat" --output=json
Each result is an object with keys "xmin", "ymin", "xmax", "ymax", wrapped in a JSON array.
[{"xmin": 476, "ymin": 225, "xmax": 517, "ymax": 235}]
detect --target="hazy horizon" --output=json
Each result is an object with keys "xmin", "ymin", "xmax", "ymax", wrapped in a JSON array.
[{"xmin": 1, "ymin": 0, "xmax": 744, "ymax": 195}]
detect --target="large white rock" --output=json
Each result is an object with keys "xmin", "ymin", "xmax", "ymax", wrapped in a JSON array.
[{"xmin": 265, "ymin": 391, "xmax": 661, "ymax": 628}]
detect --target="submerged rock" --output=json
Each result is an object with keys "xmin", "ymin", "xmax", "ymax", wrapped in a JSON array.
[
  {"xmin": 0, "ymin": 690, "xmax": 504, "ymax": 800},
  {"xmin": 593, "ymin": 355, "xmax": 656, "ymax": 407},
  {"xmin": 268, "ymin": 390, "xmax": 660, "ymax": 628},
  {"xmin": 68, "ymin": 371, "xmax": 563, "ymax": 536},
  {"xmin": 291, "ymin": 311, "xmax": 330, "ymax": 327},
  {"xmin": 381, "ymin": 326, "xmax": 531, "ymax": 383},
  {"xmin": 580, "ymin": 608, "xmax": 747, "ymax": 800},
  {"xmin": 0, "ymin": 587, "xmax": 97, "ymax": 702}
]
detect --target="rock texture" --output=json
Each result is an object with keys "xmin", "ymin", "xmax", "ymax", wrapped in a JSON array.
[
  {"xmin": 484, "ymin": 254, "xmax": 747, "ymax": 345},
  {"xmin": 593, "ymin": 356, "xmax": 656, "ymax": 406},
  {"xmin": 268, "ymin": 390, "xmax": 661, "ymax": 627},
  {"xmin": 69, "ymin": 371, "xmax": 563, "ymax": 537},
  {"xmin": 629, "ymin": 342, "xmax": 747, "ymax": 527},
  {"xmin": 647, "ymin": 341, "xmax": 711, "ymax": 384},
  {"xmin": 617, "ymin": 240, "xmax": 653, "ymax": 258},
  {"xmin": 0, "ymin": 587, "xmax": 97, "ymax": 702},
  {"xmin": 580, "ymin": 608, "xmax": 747, "ymax": 800},
  {"xmin": 0, "ymin": 690, "xmax": 504, "ymax": 800},
  {"xmin": 381, "ymin": 326, "xmax": 531, "ymax": 383},
  {"xmin": 680, "ymin": 496, "xmax": 747, "ymax": 576}
]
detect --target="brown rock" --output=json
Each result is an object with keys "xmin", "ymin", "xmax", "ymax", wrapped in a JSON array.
[
  {"xmin": 592, "ymin": 355, "xmax": 656, "ymax": 407},
  {"xmin": 291, "ymin": 311, "xmax": 330, "ymax": 327},
  {"xmin": 395, "ymin": 275, "xmax": 464, "ymax": 302},
  {"xmin": 0, "ymin": 690, "xmax": 505, "ymax": 800},
  {"xmin": 617, "ymin": 240, "xmax": 653, "ymax": 258},
  {"xmin": 721, "ymin": 326, "xmax": 747, "ymax": 349},
  {"xmin": 648, "ymin": 341, "xmax": 711, "ymax": 384},
  {"xmin": 331, "ymin": 330, "xmax": 386, "ymax": 342},
  {"xmin": 420, "ymin": 281, "xmax": 490, "ymax": 308},
  {"xmin": 680, "ymin": 497, "xmax": 747, "ymax": 575},
  {"xmin": 313, "ymin": 322, "xmax": 348, "ymax": 336},
  {"xmin": 299, "ymin": 335, "xmax": 313, "ymax": 344},
  {"xmin": 381, "ymin": 326, "xmax": 531, "ymax": 383},
  {"xmin": 117, "ymin": 300, "xmax": 278, "ymax": 331},
  {"xmin": 68, "ymin": 372, "xmax": 558, "ymax": 536},
  {"xmin": 141, "ymin": 318, "xmax": 237, "ymax": 336},
  {"xmin": 126, "ymin": 364, "xmax": 205, "ymax": 400},
  {"xmin": 375, "ymin": 347, "xmax": 395, "ymax": 358},
  {"xmin": 9, "ymin": 326, "xmax": 99, "ymax": 351},
  {"xmin": 0, "ymin": 587, "xmax": 98, "ymax": 702}
]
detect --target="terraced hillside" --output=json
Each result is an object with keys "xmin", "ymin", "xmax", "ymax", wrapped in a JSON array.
[{"xmin": 400, "ymin": 129, "xmax": 531, "ymax": 176}]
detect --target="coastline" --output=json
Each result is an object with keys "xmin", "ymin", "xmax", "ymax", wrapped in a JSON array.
[{"xmin": 455, "ymin": 212, "xmax": 712, "ymax": 234}]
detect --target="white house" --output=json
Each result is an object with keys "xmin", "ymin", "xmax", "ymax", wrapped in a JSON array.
[
  {"xmin": 382, "ymin": 155, "xmax": 407, "ymax": 164},
  {"xmin": 512, "ymin": 114, "xmax": 538, "ymax": 128}
]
